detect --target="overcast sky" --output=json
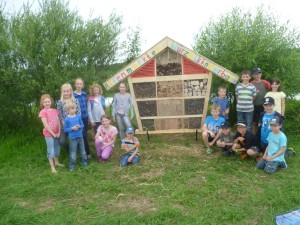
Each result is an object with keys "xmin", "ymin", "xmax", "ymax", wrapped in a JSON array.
[{"xmin": 4, "ymin": 0, "xmax": 300, "ymax": 52}]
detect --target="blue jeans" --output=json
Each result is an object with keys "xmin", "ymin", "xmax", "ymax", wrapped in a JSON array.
[
  {"xmin": 120, "ymin": 151, "xmax": 140, "ymax": 167},
  {"xmin": 237, "ymin": 111, "xmax": 253, "ymax": 133},
  {"xmin": 116, "ymin": 114, "xmax": 132, "ymax": 139},
  {"xmin": 59, "ymin": 129, "xmax": 69, "ymax": 152},
  {"xmin": 69, "ymin": 137, "xmax": 88, "ymax": 170},
  {"xmin": 256, "ymin": 158, "xmax": 287, "ymax": 174},
  {"xmin": 45, "ymin": 137, "xmax": 60, "ymax": 159}
]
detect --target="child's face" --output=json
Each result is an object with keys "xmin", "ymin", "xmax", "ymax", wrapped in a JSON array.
[
  {"xmin": 92, "ymin": 87, "xmax": 100, "ymax": 96},
  {"xmin": 119, "ymin": 84, "xmax": 126, "ymax": 93},
  {"xmin": 211, "ymin": 109, "xmax": 220, "ymax": 118},
  {"xmin": 101, "ymin": 117, "xmax": 111, "ymax": 127},
  {"xmin": 62, "ymin": 88, "xmax": 71, "ymax": 99},
  {"xmin": 270, "ymin": 124, "xmax": 281, "ymax": 133},
  {"xmin": 237, "ymin": 126, "xmax": 247, "ymax": 135},
  {"xmin": 43, "ymin": 97, "xmax": 52, "ymax": 109},
  {"xmin": 271, "ymin": 82, "xmax": 280, "ymax": 91},
  {"xmin": 253, "ymin": 72, "xmax": 262, "ymax": 81},
  {"xmin": 68, "ymin": 107, "xmax": 76, "ymax": 115},
  {"xmin": 126, "ymin": 133, "xmax": 134, "ymax": 137},
  {"xmin": 75, "ymin": 80, "xmax": 84, "ymax": 91},
  {"xmin": 218, "ymin": 89, "xmax": 226, "ymax": 98},
  {"xmin": 221, "ymin": 127, "xmax": 231, "ymax": 135},
  {"xmin": 241, "ymin": 74, "xmax": 251, "ymax": 83},
  {"xmin": 263, "ymin": 104, "xmax": 274, "ymax": 113}
]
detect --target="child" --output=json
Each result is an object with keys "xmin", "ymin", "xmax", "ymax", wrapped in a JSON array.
[
  {"xmin": 87, "ymin": 83, "xmax": 106, "ymax": 139},
  {"xmin": 256, "ymin": 97, "xmax": 284, "ymax": 153},
  {"xmin": 39, "ymin": 94, "xmax": 64, "ymax": 173},
  {"xmin": 73, "ymin": 78, "xmax": 91, "ymax": 159},
  {"xmin": 202, "ymin": 103, "xmax": 225, "ymax": 154},
  {"xmin": 216, "ymin": 121, "xmax": 235, "ymax": 156},
  {"xmin": 265, "ymin": 78, "xmax": 286, "ymax": 116},
  {"xmin": 213, "ymin": 85, "xmax": 230, "ymax": 121},
  {"xmin": 232, "ymin": 121, "xmax": 261, "ymax": 159},
  {"xmin": 112, "ymin": 82, "xmax": 134, "ymax": 140},
  {"xmin": 256, "ymin": 116, "xmax": 287, "ymax": 174},
  {"xmin": 250, "ymin": 68, "xmax": 271, "ymax": 133},
  {"xmin": 235, "ymin": 70, "xmax": 256, "ymax": 133},
  {"xmin": 64, "ymin": 102, "xmax": 87, "ymax": 171},
  {"xmin": 95, "ymin": 114, "xmax": 118, "ymax": 163},
  {"xmin": 57, "ymin": 83, "xmax": 81, "ymax": 151},
  {"xmin": 120, "ymin": 126, "xmax": 140, "ymax": 167}
]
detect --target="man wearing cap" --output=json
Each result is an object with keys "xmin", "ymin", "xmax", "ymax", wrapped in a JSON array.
[
  {"xmin": 256, "ymin": 116, "xmax": 287, "ymax": 174},
  {"xmin": 251, "ymin": 68, "xmax": 271, "ymax": 133}
]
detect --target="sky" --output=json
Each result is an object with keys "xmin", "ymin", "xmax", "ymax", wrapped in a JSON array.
[{"xmin": 3, "ymin": 0, "xmax": 300, "ymax": 53}]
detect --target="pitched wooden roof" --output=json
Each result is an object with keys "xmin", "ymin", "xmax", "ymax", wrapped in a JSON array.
[{"xmin": 103, "ymin": 37, "xmax": 239, "ymax": 90}]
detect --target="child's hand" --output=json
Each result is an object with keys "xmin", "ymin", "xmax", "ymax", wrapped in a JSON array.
[
  {"xmin": 98, "ymin": 136, "xmax": 103, "ymax": 142},
  {"xmin": 72, "ymin": 125, "xmax": 80, "ymax": 130},
  {"xmin": 237, "ymin": 137, "xmax": 244, "ymax": 142},
  {"xmin": 265, "ymin": 156, "xmax": 272, "ymax": 161},
  {"xmin": 128, "ymin": 156, "xmax": 133, "ymax": 162}
]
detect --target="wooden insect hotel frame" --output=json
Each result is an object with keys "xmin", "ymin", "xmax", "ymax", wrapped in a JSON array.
[{"xmin": 103, "ymin": 37, "xmax": 239, "ymax": 134}]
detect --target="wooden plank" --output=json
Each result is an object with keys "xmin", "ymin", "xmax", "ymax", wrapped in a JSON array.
[
  {"xmin": 130, "ymin": 74, "xmax": 211, "ymax": 83},
  {"xmin": 135, "ymin": 96, "xmax": 206, "ymax": 101},
  {"xmin": 139, "ymin": 115, "xmax": 203, "ymax": 119},
  {"xmin": 200, "ymin": 72, "xmax": 212, "ymax": 127},
  {"xmin": 135, "ymin": 128, "xmax": 202, "ymax": 134}
]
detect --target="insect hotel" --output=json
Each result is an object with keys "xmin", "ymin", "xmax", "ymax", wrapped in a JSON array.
[{"xmin": 103, "ymin": 37, "xmax": 239, "ymax": 134}]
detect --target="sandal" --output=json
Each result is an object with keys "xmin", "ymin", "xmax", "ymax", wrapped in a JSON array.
[
  {"xmin": 51, "ymin": 168, "xmax": 57, "ymax": 173},
  {"xmin": 56, "ymin": 163, "xmax": 65, "ymax": 167}
]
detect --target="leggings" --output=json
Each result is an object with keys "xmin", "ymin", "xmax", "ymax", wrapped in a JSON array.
[{"xmin": 95, "ymin": 139, "xmax": 113, "ymax": 160}]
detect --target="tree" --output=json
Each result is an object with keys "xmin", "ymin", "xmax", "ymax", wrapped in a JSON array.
[{"xmin": 193, "ymin": 6, "xmax": 300, "ymax": 97}]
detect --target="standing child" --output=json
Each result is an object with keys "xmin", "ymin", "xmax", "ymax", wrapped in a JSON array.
[
  {"xmin": 232, "ymin": 121, "xmax": 261, "ymax": 159},
  {"xmin": 87, "ymin": 83, "xmax": 106, "ymax": 139},
  {"xmin": 256, "ymin": 116, "xmax": 287, "ymax": 174},
  {"xmin": 95, "ymin": 115, "xmax": 118, "ymax": 163},
  {"xmin": 39, "ymin": 94, "xmax": 64, "ymax": 173},
  {"xmin": 202, "ymin": 103, "xmax": 225, "ymax": 154},
  {"xmin": 73, "ymin": 78, "xmax": 91, "ymax": 159},
  {"xmin": 216, "ymin": 121, "xmax": 235, "ymax": 156},
  {"xmin": 250, "ymin": 68, "xmax": 271, "ymax": 133},
  {"xmin": 64, "ymin": 102, "xmax": 88, "ymax": 171},
  {"xmin": 213, "ymin": 85, "xmax": 230, "ymax": 121},
  {"xmin": 57, "ymin": 83, "xmax": 81, "ymax": 151},
  {"xmin": 120, "ymin": 127, "xmax": 140, "ymax": 167},
  {"xmin": 112, "ymin": 82, "xmax": 134, "ymax": 140},
  {"xmin": 235, "ymin": 70, "xmax": 257, "ymax": 133},
  {"xmin": 265, "ymin": 78, "xmax": 286, "ymax": 116}
]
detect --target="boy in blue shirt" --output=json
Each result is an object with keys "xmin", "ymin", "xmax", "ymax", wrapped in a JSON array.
[
  {"xmin": 202, "ymin": 103, "xmax": 225, "ymax": 154},
  {"xmin": 64, "ymin": 102, "xmax": 88, "ymax": 171},
  {"xmin": 256, "ymin": 116, "xmax": 287, "ymax": 174},
  {"xmin": 213, "ymin": 85, "xmax": 230, "ymax": 121}
]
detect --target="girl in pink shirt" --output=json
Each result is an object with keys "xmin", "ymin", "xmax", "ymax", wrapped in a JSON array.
[{"xmin": 39, "ymin": 94, "xmax": 64, "ymax": 173}]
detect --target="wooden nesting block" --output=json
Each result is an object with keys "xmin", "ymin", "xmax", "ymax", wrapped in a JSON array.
[
  {"xmin": 156, "ymin": 62, "xmax": 182, "ymax": 76},
  {"xmin": 137, "ymin": 101, "xmax": 157, "ymax": 117},
  {"xmin": 157, "ymin": 80, "xmax": 183, "ymax": 97},
  {"xmin": 157, "ymin": 99, "xmax": 183, "ymax": 116},
  {"xmin": 154, "ymin": 118, "xmax": 183, "ymax": 130},
  {"xmin": 133, "ymin": 82, "xmax": 156, "ymax": 99},
  {"xmin": 184, "ymin": 99, "xmax": 205, "ymax": 115},
  {"xmin": 183, "ymin": 118, "xmax": 202, "ymax": 129},
  {"xmin": 184, "ymin": 79, "xmax": 208, "ymax": 96},
  {"xmin": 141, "ymin": 119, "xmax": 155, "ymax": 131}
]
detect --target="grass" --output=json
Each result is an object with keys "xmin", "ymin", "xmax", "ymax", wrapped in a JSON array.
[{"xmin": 0, "ymin": 128, "xmax": 300, "ymax": 225}]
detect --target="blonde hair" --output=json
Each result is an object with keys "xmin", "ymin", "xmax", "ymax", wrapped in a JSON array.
[
  {"xmin": 74, "ymin": 77, "xmax": 84, "ymax": 85},
  {"xmin": 40, "ymin": 94, "xmax": 53, "ymax": 109},
  {"xmin": 65, "ymin": 102, "xmax": 76, "ymax": 111},
  {"xmin": 89, "ymin": 83, "xmax": 103, "ymax": 96},
  {"xmin": 218, "ymin": 85, "xmax": 226, "ymax": 92},
  {"xmin": 210, "ymin": 103, "xmax": 221, "ymax": 112},
  {"xmin": 60, "ymin": 83, "xmax": 75, "ymax": 101}
]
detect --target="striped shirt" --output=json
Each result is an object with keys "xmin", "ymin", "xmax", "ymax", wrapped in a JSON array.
[{"xmin": 235, "ymin": 83, "xmax": 256, "ymax": 112}]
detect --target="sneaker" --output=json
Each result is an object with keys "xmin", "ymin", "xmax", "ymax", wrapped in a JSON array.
[
  {"xmin": 206, "ymin": 148, "xmax": 213, "ymax": 155},
  {"xmin": 239, "ymin": 152, "xmax": 248, "ymax": 160},
  {"xmin": 285, "ymin": 148, "xmax": 296, "ymax": 156},
  {"xmin": 87, "ymin": 154, "xmax": 92, "ymax": 160}
]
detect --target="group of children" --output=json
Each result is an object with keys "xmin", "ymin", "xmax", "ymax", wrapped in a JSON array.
[
  {"xmin": 39, "ymin": 78, "xmax": 139, "ymax": 173},
  {"xmin": 202, "ymin": 68, "xmax": 288, "ymax": 174}
]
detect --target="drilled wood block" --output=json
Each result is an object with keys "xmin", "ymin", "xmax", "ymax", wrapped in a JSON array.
[
  {"xmin": 157, "ymin": 80, "xmax": 183, "ymax": 97},
  {"xmin": 157, "ymin": 62, "xmax": 182, "ymax": 76},
  {"xmin": 133, "ymin": 82, "xmax": 156, "ymax": 98}
]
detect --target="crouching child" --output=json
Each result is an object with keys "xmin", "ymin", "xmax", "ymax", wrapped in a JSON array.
[
  {"xmin": 256, "ymin": 116, "xmax": 287, "ymax": 174},
  {"xmin": 216, "ymin": 121, "xmax": 235, "ymax": 156},
  {"xmin": 120, "ymin": 127, "xmax": 140, "ymax": 167}
]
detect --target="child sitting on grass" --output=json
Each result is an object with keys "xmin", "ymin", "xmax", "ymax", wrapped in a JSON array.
[
  {"xmin": 256, "ymin": 116, "xmax": 287, "ymax": 174},
  {"xmin": 216, "ymin": 121, "xmax": 235, "ymax": 156},
  {"xmin": 202, "ymin": 103, "xmax": 225, "ymax": 154},
  {"xmin": 232, "ymin": 121, "xmax": 261, "ymax": 160},
  {"xmin": 120, "ymin": 127, "xmax": 140, "ymax": 167}
]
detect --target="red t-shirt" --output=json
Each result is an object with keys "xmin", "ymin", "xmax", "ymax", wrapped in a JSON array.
[{"xmin": 39, "ymin": 108, "xmax": 60, "ymax": 137}]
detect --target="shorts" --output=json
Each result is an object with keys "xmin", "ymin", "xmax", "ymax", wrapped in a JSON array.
[
  {"xmin": 249, "ymin": 146, "xmax": 260, "ymax": 152},
  {"xmin": 208, "ymin": 133, "xmax": 216, "ymax": 142}
]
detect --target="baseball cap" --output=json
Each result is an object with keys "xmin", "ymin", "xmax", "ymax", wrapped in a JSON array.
[
  {"xmin": 125, "ymin": 126, "xmax": 134, "ymax": 134},
  {"xmin": 221, "ymin": 121, "xmax": 231, "ymax": 129},
  {"xmin": 269, "ymin": 116, "xmax": 282, "ymax": 126},
  {"xmin": 252, "ymin": 68, "xmax": 262, "ymax": 75},
  {"xmin": 236, "ymin": 121, "xmax": 247, "ymax": 127},
  {"xmin": 263, "ymin": 97, "xmax": 275, "ymax": 105}
]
